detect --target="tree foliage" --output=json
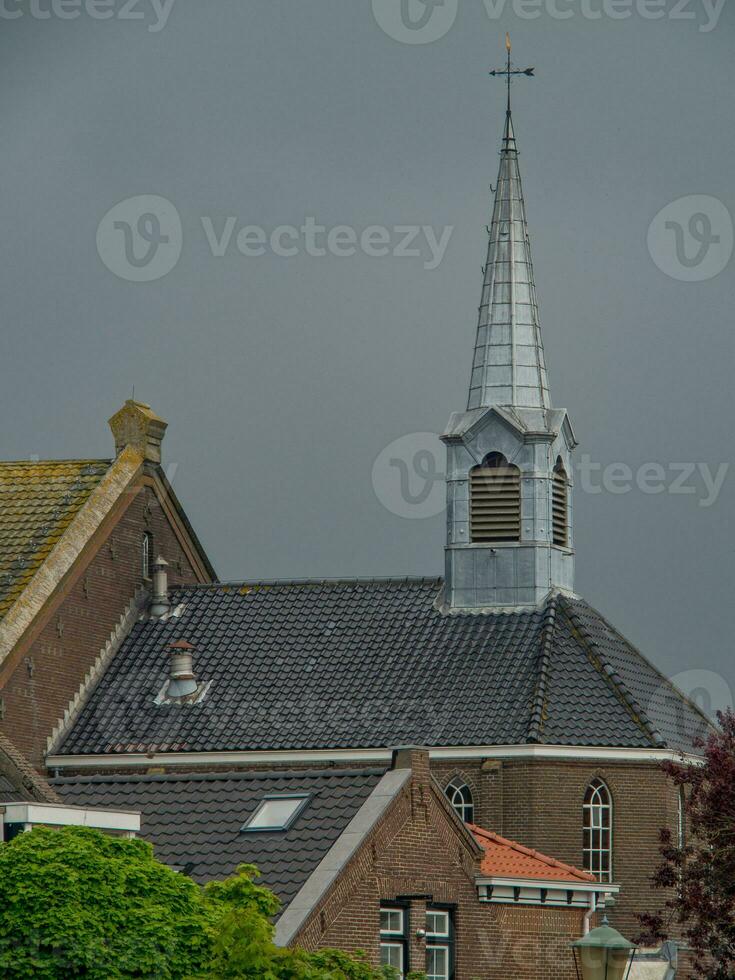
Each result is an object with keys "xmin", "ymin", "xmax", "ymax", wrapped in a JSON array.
[
  {"xmin": 0, "ymin": 827, "xmax": 404, "ymax": 979},
  {"xmin": 639, "ymin": 709, "xmax": 735, "ymax": 979}
]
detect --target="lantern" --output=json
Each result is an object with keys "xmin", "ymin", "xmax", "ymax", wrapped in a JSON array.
[{"xmin": 571, "ymin": 919, "xmax": 638, "ymax": 980}]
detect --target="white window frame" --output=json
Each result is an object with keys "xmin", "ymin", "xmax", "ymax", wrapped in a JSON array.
[
  {"xmin": 445, "ymin": 778, "xmax": 474, "ymax": 824},
  {"xmin": 380, "ymin": 906, "xmax": 407, "ymax": 978},
  {"xmin": 426, "ymin": 907, "xmax": 453, "ymax": 980},
  {"xmin": 142, "ymin": 532, "xmax": 152, "ymax": 579},
  {"xmin": 583, "ymin": 778, "xmax": 613, "ymax": 882}
]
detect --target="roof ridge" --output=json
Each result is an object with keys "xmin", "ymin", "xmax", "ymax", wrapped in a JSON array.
[
  {"xmin": 557, "ymin": 596, "xmax": 666, "ymax": 748},
  {"xmin": 51, "ymin": 766, "xmax": 390, "ymax": 786},
  {"xmin": 527, "ymin": 593, "xmax": 559, "ymax": 743},
  {"xmin": 179, "ymin": 577, "xmax": 445, "ymax": 591},
  {"xmin": 571, "ymin": 596, "xmax": 714, "ymax": 737},
  {"xmin": 0, "ymin": 731, "xmax": 61, "ymax": 803},
  {"xmin": 0, "ymin": 458, "xmax": 111, "ymax": 467},
  {"xmin": 468, "ymin": 824, "xmax": 595, "ymax": 882}
]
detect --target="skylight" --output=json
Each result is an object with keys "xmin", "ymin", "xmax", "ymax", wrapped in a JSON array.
[{"xmin": 241, "ymin": 794, "xmax": 310, "ymax": 832}]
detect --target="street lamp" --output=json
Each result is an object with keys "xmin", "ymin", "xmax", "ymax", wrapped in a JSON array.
[{"xmin": 571, "ymin": 918, "xmax": 638, "ymax": 980}]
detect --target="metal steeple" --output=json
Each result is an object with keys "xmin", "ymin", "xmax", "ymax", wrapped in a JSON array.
[{"xmin": 467, "ymin": 37, "xmax": 550, "ymax": 412}]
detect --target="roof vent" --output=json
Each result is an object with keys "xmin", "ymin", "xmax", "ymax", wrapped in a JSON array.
[
  {"xmin": 150, "ymin": 557, "xmax": 170, "ymax": 619},
  {"xmin": 167, "ymin": 640, "xmax": 198, "ymax": 699}
]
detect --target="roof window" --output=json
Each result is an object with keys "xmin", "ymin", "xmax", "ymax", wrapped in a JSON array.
[{"xmin": 241, "ymin": 794, "xmax": 310, "ymax": 832}]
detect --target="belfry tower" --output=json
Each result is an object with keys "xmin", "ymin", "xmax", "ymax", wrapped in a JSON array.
[{"xmin": 442, "ymin": 39, "xmax": 577, "ymax": 610}]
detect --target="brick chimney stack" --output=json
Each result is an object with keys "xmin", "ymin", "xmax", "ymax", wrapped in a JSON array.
[{"xmin": 108, "ymin": 400, "xmax": 168, "ymax": 464}]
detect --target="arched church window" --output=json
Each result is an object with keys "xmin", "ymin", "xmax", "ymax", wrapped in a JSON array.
[
  {"xmin": 470, "ymin": 453, "xmax": 521, "ymax": 543},
  {"xmin": 142, "ymin": 533, "xmax": 153, "ymax": 580},
  {"xmin": 678, "ymin": 786, "xmax": 686, "ymax": 850},
  {"xmin": 552, "ymin": 457, "xmax": 569, "ymax": 548},
  {"xmin": 583, "ymin": 779, "xmax": 613, "ymax": 881},
  {"xmin": 445, "ymin": 778, "xmax": 474, "ymax": 824}
]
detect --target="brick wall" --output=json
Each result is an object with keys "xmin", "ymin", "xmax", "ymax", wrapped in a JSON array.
[
  {"xmin": 294, "ymin": 752, "xmax": 587, "ymax": 980},
  {"xmin": 0, "ymin": 483, "xmax": 202, "ymax": 767},
  {"xmin": 434, "ymin": 756, "xmax": 678, "ymax": 941}
]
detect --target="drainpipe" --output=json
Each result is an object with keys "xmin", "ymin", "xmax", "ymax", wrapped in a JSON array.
[{"xmin": 583, "ymin": 892, "xmax": 597, "ymax": 936}]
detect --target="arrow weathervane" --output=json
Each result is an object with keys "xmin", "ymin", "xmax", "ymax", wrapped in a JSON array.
[{"xmin": 489, "ymin": 33, "xmax": 535, "ymax": 116}]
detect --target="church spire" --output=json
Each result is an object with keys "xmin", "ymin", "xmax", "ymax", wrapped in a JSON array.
[
  {"xmin": 441, "ymin": 42, "xmax": 576, "ymax": 611},
  {"xmin": 468, "ymin": 38, "xmax": 550, "ymax": 412}
]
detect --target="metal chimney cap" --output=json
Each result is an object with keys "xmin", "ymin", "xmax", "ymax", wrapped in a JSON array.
[
  {"xmin": 154, "ymin": 556, "xmax": 169, "ymax": 568},
  {"xmin": 169, "ymin": 640, "xmax": 195, "ymax": 651}
]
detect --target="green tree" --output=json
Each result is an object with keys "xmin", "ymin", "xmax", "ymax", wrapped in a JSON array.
[
  {"xmin": 0, "ymin": 828, "xmax": 405, "ymax": 979},
  {"xmin": 0, "ymin": 826, "xmax": 212, "ymax": 978}
]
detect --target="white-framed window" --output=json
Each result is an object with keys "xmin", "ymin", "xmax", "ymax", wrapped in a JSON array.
[
  {"xmin": 445, "ymin": 778, "xmax": 474, "ymax": 824},
  {"xmin": 583, "ymin": 778, "xmax": 613, "ymax": 882},
  {"xmin": 380, "ymin": 906, "xmax": 407, "ymax": 978},
  {"xmin": 142, "ymin": 532, "xmax": 152, "ymax": 579},
  {"xmin": 678, "ymin": 786, "xmax": 686, "ymax": 850},
  {"xmin": 426, "ymin": 907, "xmax": 454, "ymax": 980}
]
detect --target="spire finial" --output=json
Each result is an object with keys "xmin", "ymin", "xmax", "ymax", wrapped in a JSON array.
[{"xmin": 489, "ymin": 34, "xmax": 535, "ymax": 121}]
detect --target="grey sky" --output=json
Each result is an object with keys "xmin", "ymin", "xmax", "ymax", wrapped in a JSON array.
[{"xmin": 1, "ymin": 1, "xmax": 734, "ymax": 713}]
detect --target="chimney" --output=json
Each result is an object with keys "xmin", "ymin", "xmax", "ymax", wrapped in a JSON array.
[
  {"xmin": 108, "ymin": 400, "xmax": 168, "ymax": 464},
  {"xmin": 167, "ymin": 640, "xmax": 198, "ymax": 699},
  {"xmin": 150, "ymin": 557, "xmax": 170, "ymax": 619}
]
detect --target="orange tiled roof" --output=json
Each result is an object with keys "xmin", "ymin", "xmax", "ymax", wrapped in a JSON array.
[
  {"xmin": 470, "ymin": 825, "xmax": 596, "ymax": 883},
  {"xmin": 0, "ymin": 460, "xmax": 111, "ymax": 619}
]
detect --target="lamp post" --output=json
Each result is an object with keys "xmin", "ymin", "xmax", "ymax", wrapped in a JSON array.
[{"xmin": 571, "ymin": 918, "xmax": 638, "ymax": 980}]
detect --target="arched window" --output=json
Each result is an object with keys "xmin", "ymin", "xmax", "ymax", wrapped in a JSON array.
[
  {"xmin": 583, "ymin": 779, "xmax": 613, "ymax": 881},
  {"xmin": 142, "ymin": 533, "xmax": 153, "ymax": 579},
  {"xmin": 678, "ymin": 787, "xmax": 686, "ymax": 850},
  {"xmin": 470, "ymin": 452, "xmax": 521, "ymax": 543},
  {"xmin": 552, "ymin": 457, "xmax": 569, "ymax": 548},
  {"xmin": 445, "ymin": 778, "xmax": 474, "ymax": 824}
]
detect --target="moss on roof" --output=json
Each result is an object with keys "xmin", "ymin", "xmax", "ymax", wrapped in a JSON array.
[{"xmin": 0, "ymin": 459, "xmax": 111, "ymax": 620}]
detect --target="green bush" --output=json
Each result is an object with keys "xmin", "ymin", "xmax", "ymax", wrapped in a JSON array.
[{"xmin": 0, "ymin": 828, "xmax": 407, "ymax": 979}]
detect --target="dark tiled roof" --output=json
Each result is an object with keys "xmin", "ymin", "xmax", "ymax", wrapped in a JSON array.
[
  {"xmin": 0, "ymin": 774, "xmax": 26, "ymax": 803},
  {"xmin": 0, "ymin": 459, "xmax": 110, "ymax": 619},
  {"xmin": 52, "ymin": 768, "xmax": 386, "ymax": 904},
  {"xmin": 56, "ymin": 580, "xmax": 710, "ymax": 757}
]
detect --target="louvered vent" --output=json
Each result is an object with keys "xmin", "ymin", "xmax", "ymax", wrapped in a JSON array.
[
  {"xmin": 552, "ymin": 465, "xmax": 568, "ymax": 547},
  {"xmin": 470, "ymin": 464, "xmax": 521, "ymax": 543}
]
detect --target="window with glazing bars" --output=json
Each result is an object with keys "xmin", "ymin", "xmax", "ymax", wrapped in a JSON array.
[
  {"xmin": 583, "ymin": 778, "xmax": 613, "ymax": 882},
  {"xmin": 445, "ymin": 778, "xmax": 474, "ymax": 824},
  {"xmin": 426, "ymin": 908, "xmax": 454, "ymax": 980},
  {"xmin": 379, "ymin": 906, "xmax": 407, "ymax": 978}
]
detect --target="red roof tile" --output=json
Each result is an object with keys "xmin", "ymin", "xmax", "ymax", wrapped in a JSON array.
[{"xmin": 470, "ymin": 825, "xmax": 596, "ymax": 884}]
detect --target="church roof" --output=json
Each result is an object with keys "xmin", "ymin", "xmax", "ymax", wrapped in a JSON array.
[
  {"xmin": 54, "ymin": 580, "xmax": 709, "ymax": 758},
  {"xmin": 0, "ymin": 459, "xmax": 111, "ymax": 619}
]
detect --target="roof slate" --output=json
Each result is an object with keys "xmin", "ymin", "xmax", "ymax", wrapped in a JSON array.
[
  {"xmin": 56, "ymin": 580, "xmax": 710, "ymax": 758},
  {"xmin": 0, "ymin": 459, "xmax": 111, "ymax": 619},
  {"xmin": 52, "ymin": 768, "xmax": 385, "ymax": 905},
  {"xmin": 471, "ymin": 825, "xmax": 595, "ymax": 883}
]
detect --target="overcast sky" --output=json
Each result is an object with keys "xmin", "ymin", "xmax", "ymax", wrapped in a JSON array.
[{"xmin": 1, "ymin": 0, "xmax": 733, "ymax": 716}]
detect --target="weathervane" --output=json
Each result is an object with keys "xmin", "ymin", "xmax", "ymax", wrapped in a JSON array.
[{"xmin": 489, "ymin": 33, "xmax": 535, "ymax": 115}]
